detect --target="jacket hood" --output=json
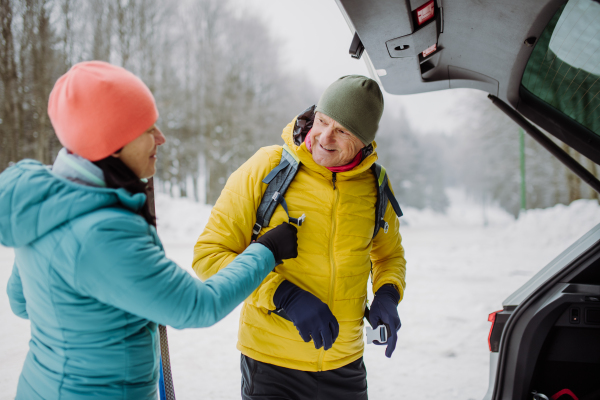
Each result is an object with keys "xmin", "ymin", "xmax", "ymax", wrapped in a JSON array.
[
  {"xmin": 0, "ymin": 159, "xmax": 146, "ymax": 248},
  {"xmin": 282, "ymin": 106, "xmax": 379, "ymax": 179},
  {"xmin": 52, "ymin": 148, "xmax": 107, "ymax": 187}
]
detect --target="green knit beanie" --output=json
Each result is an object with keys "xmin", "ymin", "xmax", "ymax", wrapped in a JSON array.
[{"xmin": 315, "ymin": 75, "xmax": 384, "ymax": 145}]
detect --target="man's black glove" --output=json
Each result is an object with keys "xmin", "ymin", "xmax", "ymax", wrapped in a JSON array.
[
  {"xmin": 273, "ymin": 280, "xmax": 339, "ymax": 350},
  {"xmin": 256, "ymin": 223, "xmax": 298, "ymax": 263},
  {"xmin": 368, "ymin": 284, "xmax": 401, "ymax": 358}
]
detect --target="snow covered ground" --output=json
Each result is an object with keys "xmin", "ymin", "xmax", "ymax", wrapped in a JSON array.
[{"xmin": 2, "ymin": 192, "xmax": 600, "ymax": 399}]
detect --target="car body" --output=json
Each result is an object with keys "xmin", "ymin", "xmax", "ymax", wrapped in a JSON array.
[{"xmin": 335, "ymin": 0, "xmax": 600, "ymax": 398}]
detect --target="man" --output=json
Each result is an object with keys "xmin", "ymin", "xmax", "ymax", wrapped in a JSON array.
[{"xmin": 193, "ymin": 75, "xmax": 406, "ymax": 400}]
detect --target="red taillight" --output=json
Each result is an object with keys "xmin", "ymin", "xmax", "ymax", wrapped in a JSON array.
[
  {"xmin": 488, "ymin": 310, "xmax": 503, "ymax": 351},
  {"xmin": 414, "ymin": 0, "xmax": 435, "ymax": 26}
]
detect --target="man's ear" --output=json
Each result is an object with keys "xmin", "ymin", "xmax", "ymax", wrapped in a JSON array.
[{"xmin": 110, "ymin": 147, "xmax": 124, "ymax": 158}]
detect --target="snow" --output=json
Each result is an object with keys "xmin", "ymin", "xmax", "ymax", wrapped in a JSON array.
[{"xmin": 2, "ymin": 192, "xmax": 600, "ymax": 399}]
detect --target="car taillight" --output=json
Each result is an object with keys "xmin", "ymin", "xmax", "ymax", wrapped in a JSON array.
[
  {"xmin": 488, "ymin": 309, "xmax": 512, "ymax": 352},
  {"xmin": 488, "ymin": 309, "xmax": 503, "ymax": 351},
  {"xmin": 414, "ymin": 0, "xmax": 435, "ymax": 26}
]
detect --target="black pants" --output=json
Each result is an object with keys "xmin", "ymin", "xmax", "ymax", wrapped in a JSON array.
[{"xmin": 241, "ymin": 354, "xmax": 368, "ymax": 400}]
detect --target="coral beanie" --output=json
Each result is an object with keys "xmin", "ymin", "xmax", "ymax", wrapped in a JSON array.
[{"xmin": 48, "ymin": 61, "xmax": 159, "ymax": 161}]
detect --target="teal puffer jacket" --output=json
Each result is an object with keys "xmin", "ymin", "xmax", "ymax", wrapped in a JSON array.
[{"xmin": 1, "ymin": 160, "xmax": 275, "ymax": 399}]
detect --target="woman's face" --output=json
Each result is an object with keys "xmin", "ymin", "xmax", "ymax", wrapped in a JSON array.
[{"xmin": 113, "ymin": 125, "xmax": 166, "ymax": 179}]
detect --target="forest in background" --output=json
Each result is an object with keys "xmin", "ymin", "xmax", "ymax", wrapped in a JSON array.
[
  {"xmin": 0, "ymin": 0, "xmax": 598, "ymax": 215},
  {"xmin": 0, "ymin": 0, "xmax": 318, "ymax": 204}
]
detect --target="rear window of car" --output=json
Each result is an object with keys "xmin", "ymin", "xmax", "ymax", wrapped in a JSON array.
[{"xmin": 521, "ymin": 0, "xmax": 600, "ymax": 136}]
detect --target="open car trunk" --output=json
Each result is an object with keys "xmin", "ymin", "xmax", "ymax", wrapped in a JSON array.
[
  {"xmin": 493, "ymin": 223, "xmax": 600, "ymax": 399},
  {"xmin": 333, "ymin": 1, "xmax": 600, "ymax": 398},
  {"xmin": 335, "ymin": 0, "xmax": 600, "ymax": 164}
]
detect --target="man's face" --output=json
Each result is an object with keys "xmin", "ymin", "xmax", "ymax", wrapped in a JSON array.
[{"xmin": 310, "ymin": 112, "xmax": 365, "ymax": 168}]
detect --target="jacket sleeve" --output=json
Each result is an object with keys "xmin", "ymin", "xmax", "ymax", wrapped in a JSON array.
[
  {"xmin": 74, "ymin": 216, "xmax": 276, "ymax": 329},
  {"xmin": 370, "ymin": 188, "xmax": 407, "ymax": 302},
  {"xmin": 193, "ymin": 146, "xmax": 286, "ymax": 311},
  {"xmin": 7, "ymin": 262, "xmax": 29, "ymax": 319}
]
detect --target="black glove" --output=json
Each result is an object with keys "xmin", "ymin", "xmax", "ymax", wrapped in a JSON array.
[
  {"xmin": 273, "ymin": 280, "xmax": 339, "ymax": 350},
  {"xmin": 368, "ymin": 284, "xmax": 401, "ymax": 358},
  {"xmin": 256, "ymin": 223, "xmax": 298, "ymax": 263}
]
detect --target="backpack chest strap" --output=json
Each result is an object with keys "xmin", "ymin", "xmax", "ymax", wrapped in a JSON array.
[{"xmin": 252, "ymin": 145, "xmax": 302, "ymax": 241}]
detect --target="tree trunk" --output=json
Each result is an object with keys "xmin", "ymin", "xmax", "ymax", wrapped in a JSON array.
[
  {"xmin": 33, "ymin": 0, "xmax": 54, "ymax": 164},
  {"xmin": 0, "ymin": 0, "xmax": 22, "ymax": 168},
  {"xmin": 192, "ymin": 175, "xmax": 199, "ymax": 202}
]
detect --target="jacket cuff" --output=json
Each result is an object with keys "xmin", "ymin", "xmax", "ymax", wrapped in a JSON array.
[
  {"xmin": 373, "ymin": 281, "xmax": 404, "ymax": 303},
  {"xmin": 375, "ymin": 284, "xmax": 400, "ymax": 304},
  {"xmin": 273, "ymin": 280, "xmax": 297, "ymax": 309}
]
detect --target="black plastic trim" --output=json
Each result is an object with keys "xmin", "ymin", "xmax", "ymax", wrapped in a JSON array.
[
  {"xmin": 490, "ymin": 311, "xmax": 512, "ymax": 352},
  {"xmin": 349, "ymin": 32, "xmax": 365, "ymax": 59}
]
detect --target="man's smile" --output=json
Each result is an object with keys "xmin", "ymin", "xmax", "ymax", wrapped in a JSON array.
[{"xmin": 319, "ymin": 143, "xmax": 336, "ymax": 152}]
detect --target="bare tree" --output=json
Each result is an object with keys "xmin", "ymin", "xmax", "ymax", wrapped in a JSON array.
[
  {"xmin": 90, "ymin": 0, "xmax": 112, "ymax": 61},
  {"xmin": 0, "ymin": 0, "xmax": 22, "ymax": 168},
  {"xmin": 31, "ymin": 0, "xmax": 56, "ymax": 164}
]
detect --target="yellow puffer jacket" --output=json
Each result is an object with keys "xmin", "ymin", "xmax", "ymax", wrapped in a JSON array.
[{"xmin": 193, "ymin": 117, "xmax": 406, "ymax": 372}]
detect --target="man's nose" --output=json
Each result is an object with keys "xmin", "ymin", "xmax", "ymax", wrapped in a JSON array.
[
  {"xmin": 319, "ymin": 126, "xmax": 335, "ymax": 145},
  {"xmin": 154, "ymin": 126, "xmax": 167, "ymax": 145}
]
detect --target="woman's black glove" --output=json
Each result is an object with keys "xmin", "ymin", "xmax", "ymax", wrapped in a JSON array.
[{"xmin": 256, "ymin": 223, "xmax": 298, "ymax": 263}]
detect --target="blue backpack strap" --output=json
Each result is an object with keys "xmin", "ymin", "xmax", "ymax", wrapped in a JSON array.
[
  {"xmin": 385, "ymin": 184, "xmax": 403, "ymax": 217},
  {"xmin": 371, "ymin": 163, "xmax": 402, "ymax": 239},
  {"xmin": 252, "ymin": 145, "xmax": 303, "ymax": 241},
  {"xmin": 263, "ymin": 159, "xmax": 290, "ymax": 184}
]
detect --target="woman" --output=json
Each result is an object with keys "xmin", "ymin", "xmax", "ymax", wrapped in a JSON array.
[{"xmin": 0, "ymin": 61, "xmax": 298, "ymax": 399}]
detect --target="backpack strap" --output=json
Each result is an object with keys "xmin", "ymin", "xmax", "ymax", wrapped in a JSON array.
[
  {"xmin": 253, "ymin": 153, "xmax": 402, "ymax": 241},
  {"xmin": 371, "ymin": 163, "xmax": 403, "ymax": 239},
  {"xmin": 252, "ymin": 145, "xmax": 304, "ymax": 241}
]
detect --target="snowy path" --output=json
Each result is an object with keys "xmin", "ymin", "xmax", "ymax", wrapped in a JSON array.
[{"xmin": 1, "ymin": 197, "xmax": 599, "ymax": 399}]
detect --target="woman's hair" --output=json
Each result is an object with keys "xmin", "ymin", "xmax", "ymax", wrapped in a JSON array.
[{"xmin": 92, "ymin": 156, "xmax": 156, "ymax": 226}]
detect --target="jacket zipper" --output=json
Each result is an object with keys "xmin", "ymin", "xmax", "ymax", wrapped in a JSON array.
[{"xmin": 318, "ymin": 172, "xmax": 339, "ymax": 371}]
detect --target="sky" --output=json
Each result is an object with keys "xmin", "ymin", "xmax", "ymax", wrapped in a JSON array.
[{"xmin": 234, "ymin": 0, "xmax": 484, "ymax": 135}]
